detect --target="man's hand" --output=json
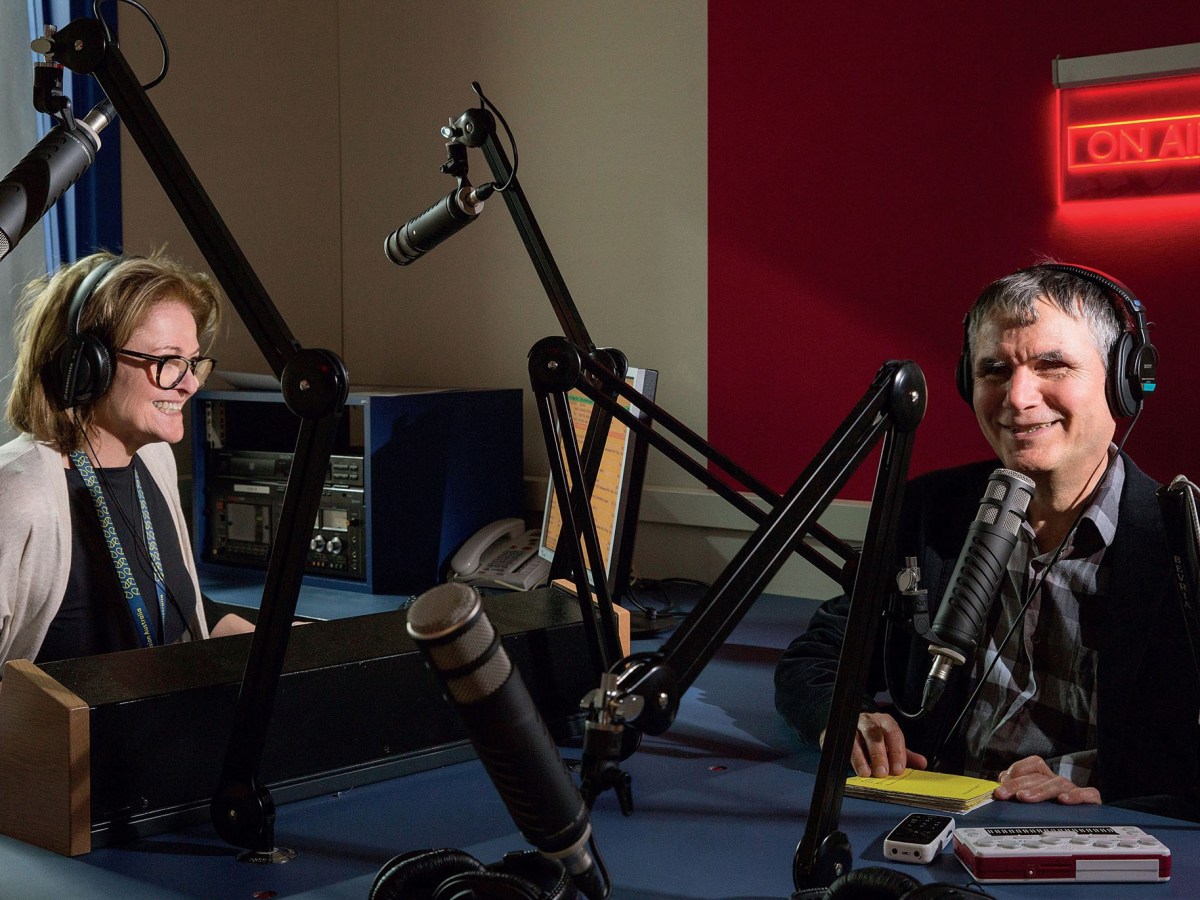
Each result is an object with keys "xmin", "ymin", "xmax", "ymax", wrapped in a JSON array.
[
  {"xmin": 822, "ymin": 712, "xmax": 928, "ymax": 777},
  {"xmin": 993, "ymin": 755, "xmax": 1101, "ymax": 805}
]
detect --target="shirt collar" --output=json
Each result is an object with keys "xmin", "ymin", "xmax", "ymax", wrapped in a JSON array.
[
  {"xmin": 1015, "ymin": 447, "xmax": 1124, "ymax": 560},
  {"xmin": 1077, "ymin": 448, "xmax": 1124, "ymax": 552}
]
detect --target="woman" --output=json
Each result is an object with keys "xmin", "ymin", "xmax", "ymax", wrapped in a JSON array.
[{"xmin": 0, "ymin": 251, "xmax": 253, "ymax": 669}]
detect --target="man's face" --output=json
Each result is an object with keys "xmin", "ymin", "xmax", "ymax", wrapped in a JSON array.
[{"xmin": 971, "ymin": 299, "xmax": 1116, "ymax": 482}]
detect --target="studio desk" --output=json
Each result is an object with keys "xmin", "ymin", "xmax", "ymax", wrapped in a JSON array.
[{"xmin": 1, "ymin": 587, "xmax": 1199, "ymax": 899}]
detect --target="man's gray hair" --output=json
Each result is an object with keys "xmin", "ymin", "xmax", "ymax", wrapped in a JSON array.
[{"xmin": 965, "ymin": 264, "xmax": 1121, "ymax": 372}]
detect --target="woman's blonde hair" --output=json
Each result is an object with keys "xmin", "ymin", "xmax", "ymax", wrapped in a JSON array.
[{"xmin": 6, "ymin": 251, "xmax": 224, "ymax": 453}]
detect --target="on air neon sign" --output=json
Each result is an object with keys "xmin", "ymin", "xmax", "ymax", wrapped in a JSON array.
[
  {"xmin": 1068, "ymin": 113, "xmax": 1200, "ymax": 170},
  {"xmin": 1059, "ymin": 73, "xmax": 1200, "ymax": 202}
]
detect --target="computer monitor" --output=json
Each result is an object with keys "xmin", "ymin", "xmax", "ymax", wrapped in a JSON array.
[{"xmin": 537, "ymin": 366, "xmax": 657, "ymax": 603}]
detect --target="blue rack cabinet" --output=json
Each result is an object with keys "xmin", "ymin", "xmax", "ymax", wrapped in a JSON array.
[{"xmin": 190, "ymin": 387, "xmax": 523, "ymax": 595}]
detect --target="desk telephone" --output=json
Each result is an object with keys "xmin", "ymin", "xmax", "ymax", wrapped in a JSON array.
[{"xmin": 448, "ymin": 518, "xmax": 550, "ymax": 591}]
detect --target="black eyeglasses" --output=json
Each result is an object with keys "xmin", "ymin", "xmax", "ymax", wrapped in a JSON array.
[{"xmin": 117, "ymin": 348, "xmax": 217, "ymax": 389}]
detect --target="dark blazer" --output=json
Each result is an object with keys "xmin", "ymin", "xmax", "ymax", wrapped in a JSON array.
[{"xmin": 774, "ymin": 454, "xmax": 1200, "ymax": 809}]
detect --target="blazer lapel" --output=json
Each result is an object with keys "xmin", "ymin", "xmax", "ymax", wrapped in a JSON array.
[{"xmin": 1097, "ymin": 462, "xmax": 1172, "ymax": 747}]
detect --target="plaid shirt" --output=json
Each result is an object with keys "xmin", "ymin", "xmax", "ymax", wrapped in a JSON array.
[{"xmin": 961, "ymin": 453, "xmax": 1125, "ymax": 786}]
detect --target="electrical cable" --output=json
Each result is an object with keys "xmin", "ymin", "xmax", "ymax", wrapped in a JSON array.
[
  {"xmin": 470, "ymin": 81, "xmax": 518, "ymax": 191},
  {"xmin": 92, "ymin": 0, "xmax": 170, "ymax": 90}
]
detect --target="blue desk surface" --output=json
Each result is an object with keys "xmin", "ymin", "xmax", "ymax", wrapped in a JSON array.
[
  {"xmin": 3, "ymin": 591, "xmax": 1197, "ymax": 898},
  {"xmin": 200, "ymin": 568, "xmax": 412, "ymax": 619}
]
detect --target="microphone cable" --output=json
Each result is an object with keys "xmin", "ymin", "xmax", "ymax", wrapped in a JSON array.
[
  {"xmin": 926, "ymin": 407, "xmax": 1142, "ymax": 771},
  {"xmin": 90, "ymin": 0, "xmax": 170, "ymax": 90},
  {"xmin": 469, "ymin": 81, "xmax": 519, "ymax": 192}
]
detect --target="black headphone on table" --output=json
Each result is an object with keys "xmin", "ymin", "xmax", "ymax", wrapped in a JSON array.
[
  {"xmin": 955, "ymin": 263, "xmax": 1159, "ymax": 419},
  {"xmin": 52, "ymin": 255, "xmax": 124, "ymax": 410},
  {"xmin": 370, "ymin": 848, "xmax": 578, "ymax": 900},
  {"xmin": 793, "ymin": 866, "xmax": 996, "ymax": 899}
]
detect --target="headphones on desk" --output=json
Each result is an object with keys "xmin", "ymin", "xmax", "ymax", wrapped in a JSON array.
[
  {"xmin": 51, "ymin": 255, "xmax": 124, "ymax": 409},
  {"xmin": 370, "ymin": 848, "xmax": 579, "ymax": 899},
  {"xmin": 955, "ymin": 263, "xmax": 1158, "ymax": 420},
  {"xmin": 793, "ymin": 866, "xmax": 996, "ymax": 899}
]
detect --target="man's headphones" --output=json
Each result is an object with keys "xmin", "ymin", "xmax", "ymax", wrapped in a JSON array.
[
  {"xmin": 52, "ymin": 256, "xmax": 123, "ymax": 409},
  {"xmin": 955, "ymin": 263, "xmax": 1159, "ymax": 420}
]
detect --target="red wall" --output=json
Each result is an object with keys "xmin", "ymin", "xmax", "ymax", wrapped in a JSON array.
[{"xmin": 710, "ymin": 2, "xmax": 1200, "ymax": 499}]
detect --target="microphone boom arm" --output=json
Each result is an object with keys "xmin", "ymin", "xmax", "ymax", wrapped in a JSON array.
[
  {"xmin": 43, "ymin": 16, "xmax": 350, "ymax": 859},
  {"xmin": 435, "ymin": 87, "xmax": 924, "ymax": 888},
  {"xmin": 530, "ymin": 337, "xmax": 924, "ymax": 889},
  {"xmin": 446, "ymin": 102, "xmax": 855, "ymax": 671}
]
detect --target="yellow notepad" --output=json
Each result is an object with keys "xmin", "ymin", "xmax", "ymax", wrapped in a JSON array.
[{"xmin": 845, "ymin": 768, "xmax": 998, "ymax": 814}]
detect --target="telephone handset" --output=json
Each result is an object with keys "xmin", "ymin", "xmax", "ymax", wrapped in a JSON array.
[{"xmin": 448, "ymin": 517, "xmax": 550, "ymax": 591}]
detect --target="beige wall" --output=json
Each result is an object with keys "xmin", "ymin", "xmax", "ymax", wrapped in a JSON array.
[
  {"xmin": 118, "ymin": 1, "xmax": 859, "ymax": 597},
  {"xmin": 120, "ymin": 0, "xmax": 707, "ymax": 493}
]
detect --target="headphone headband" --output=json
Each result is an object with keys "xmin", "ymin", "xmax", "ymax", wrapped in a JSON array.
[
  {"xmin": 55, "ymin": 256, "xmax": 124, "ymax": 409},
  {"xmin": 955, "ymin": 263, "xmax": 1158, "ymax": 419}
]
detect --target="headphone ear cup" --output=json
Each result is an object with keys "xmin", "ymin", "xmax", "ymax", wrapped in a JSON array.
[
  {"xmin": 899, "ymin": 883, "xmax": 996, "ymax": 899},
  {"xmin": 55, "ymin": 256, "xmax": 122, "ymax": 409},
  {"xmin": 954, "ymin": 310, "xmax": 974, "ymax": 409},
  {"xmin": 369, "ymin": 848, "xmax": 486, "ymax": 900},
  {"xmin": 59, "ymin": 333, "xmax": 114, "ymax": 408},
  {"xmin": 826, "ymin": 865, "xmax": 922, "ymax": 898},
  {"xmin": 488, "ymin": 850, "xmax": 578, "ymax": 899},
  {"xmin": 1108, "ymin": 330, "xmax": 1139, "ymax": 419},
  {"xmin": 954, "ymin": 349, "xmax": 973, "ymax": 408},
  {"xmin": 433, "ymin": 870, "xmax": 558, "ymax": 900}
]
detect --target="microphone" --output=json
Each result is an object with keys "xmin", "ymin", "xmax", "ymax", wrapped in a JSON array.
[
  {"xmin": 922, "ymin": 468, "xmax": 1035, "ymax": 711},
  {"xmin": 406, "ymin": 582, "xmax": 610, "ymax": 899},
  {"xmin": 384, "ymin": 181, "xmax": 494, "ymax": 266},
  {"xmin": 0, "ymin": 99, "xmax": 116, "ymax": 262}
]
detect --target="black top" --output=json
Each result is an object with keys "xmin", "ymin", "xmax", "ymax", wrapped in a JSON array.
[{"xmin": 37, "ymin": 457, "xmax": 196, "ymax": 664}]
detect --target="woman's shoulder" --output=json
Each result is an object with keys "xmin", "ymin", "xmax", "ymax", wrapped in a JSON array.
[
  {"xmin": 0, "ymin": 436, "xmax": 65, "ymax": 518},
  {"xmin": 0, "ymin": 434, "xmax": 60, "ymax": 481}
]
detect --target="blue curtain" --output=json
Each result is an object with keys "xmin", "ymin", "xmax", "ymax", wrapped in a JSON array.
[{"xmin": 29, "ymin": 0, "xmax": 122, "ymax": 267}]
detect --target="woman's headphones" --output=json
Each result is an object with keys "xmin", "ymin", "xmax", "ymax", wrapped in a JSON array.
[
  {"xmin": 955, "ymin": 263, "xmax": 1158, "ymax": 420},
  {"xmin": 51, "ymin": 256, "xmax": 123, "ymax": 409}
]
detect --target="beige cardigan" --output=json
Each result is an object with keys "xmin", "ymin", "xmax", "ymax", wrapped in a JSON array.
[{"xmin": 0, "ymin": 434, "xmax": 208, "ymax": 670}]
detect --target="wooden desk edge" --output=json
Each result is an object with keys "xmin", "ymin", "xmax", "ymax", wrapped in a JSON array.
[{"xmin": 0, "ymin": 659, "xmax": 91, "ymax": 856}]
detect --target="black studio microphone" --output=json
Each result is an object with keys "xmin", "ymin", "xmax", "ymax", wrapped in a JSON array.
[
  {"xmin": 384, "ymin": 181, "xmax": 494, "ymax": 266},
  {"xmin": 406, "ymin": 582, "xmax": 610, "ymax": 899},
  {"xmin": 922, "ymin": 468, "xmax": 1035, "ymax": 712},
  {"xmin": 0, "ymin": 99, "xmax": 116, "ymax": 262}
]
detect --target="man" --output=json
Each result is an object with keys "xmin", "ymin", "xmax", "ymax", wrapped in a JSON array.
[{"xmin": 774, "ymin": 264, "xmax": 1199, "ymax": 814}]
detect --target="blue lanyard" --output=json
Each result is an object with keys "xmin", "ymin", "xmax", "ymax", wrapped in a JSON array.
[{"xmin": 69, "ymin": 450, "xmax": 170, "ymax": 648}]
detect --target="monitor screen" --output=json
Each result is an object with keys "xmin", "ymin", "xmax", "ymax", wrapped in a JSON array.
[{"xmin": 537, "ymin": 366, "xmax": 656, "ymax": 596}]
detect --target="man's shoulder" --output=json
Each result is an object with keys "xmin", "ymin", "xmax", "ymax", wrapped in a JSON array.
[
  {"xmin": 1117, "ymin": 452, "xmax": 1161, "ymax": 496},
  {"xmin": 896, "ymin": 460, "xmax": 1001, "ymax": 563},
  {"xmin": 907, "ymin": 459, "xmax": 998, "ymax": 503}
]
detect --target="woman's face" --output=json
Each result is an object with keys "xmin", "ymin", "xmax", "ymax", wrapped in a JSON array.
[{"xmin": 89, "ymin": 300, "xmax": 202, "ymax": 466}]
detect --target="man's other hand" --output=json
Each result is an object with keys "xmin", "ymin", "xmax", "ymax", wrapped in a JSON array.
[
  {"xmin": 822, "ymin": 712, "xmax": 929, "ymax": 777},
  {"xmin": 993, "ymin": 755, "xmax": 1102, "ymax": 805}
]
